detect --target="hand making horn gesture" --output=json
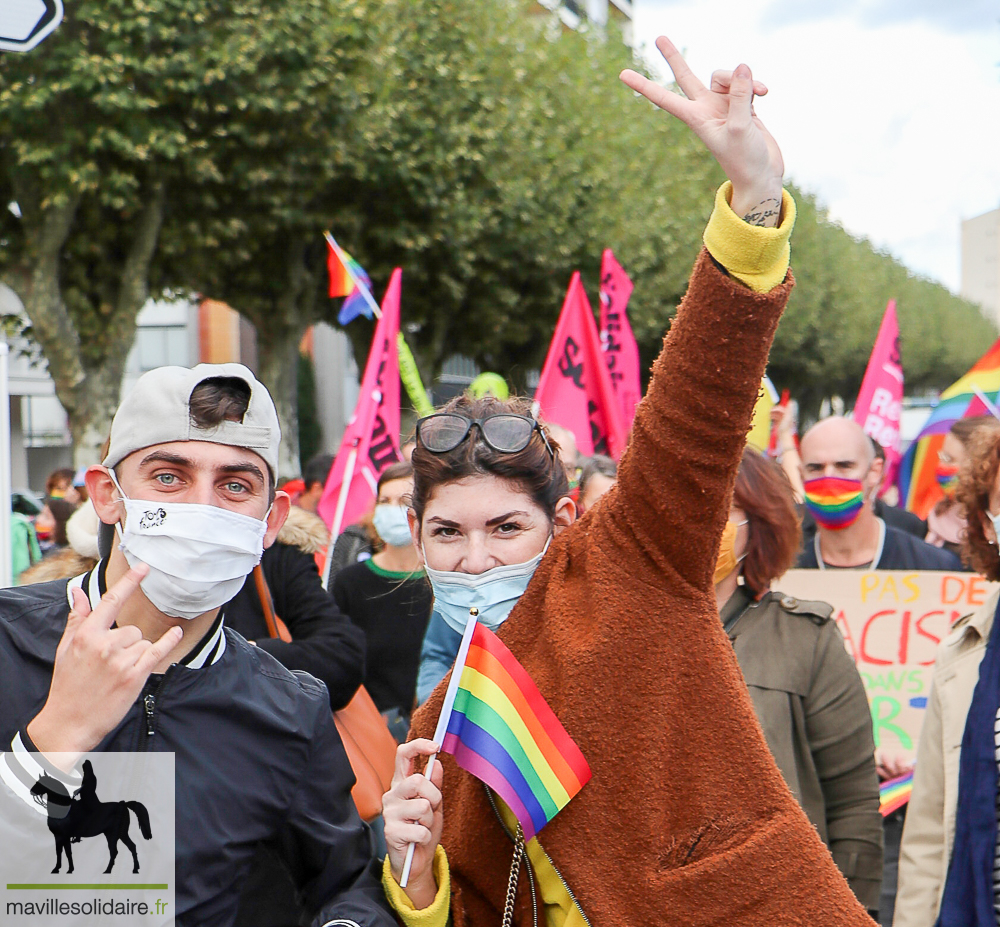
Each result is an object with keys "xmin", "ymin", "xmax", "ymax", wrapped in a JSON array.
[
  {"xmin": 27, "ymin": 565, "xmax": 183, "ymax": 768},
  {"xmin": 620, "ymin": 36, "xmax": 784, "ymax": 227}
]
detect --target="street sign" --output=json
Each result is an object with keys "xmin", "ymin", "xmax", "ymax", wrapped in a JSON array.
[{"xmin": 0, "ymin": 0, "xmax": 63, "ymax": 53}]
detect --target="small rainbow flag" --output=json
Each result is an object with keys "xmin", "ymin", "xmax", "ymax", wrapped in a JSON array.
[
  {"xmin": 898, "ymin": 337, "xmax": 1000, "ymax": 517},
  {"xmin": 439, "ymin": 620, "xmax": 591, "ymax": 842},
  {"xmin": 326, "ymin": 238, "xmax": 373, "ymax": 325},
  {"xmin": 879, "ymin": 770, "xmax": 913, "ymax": 817}
]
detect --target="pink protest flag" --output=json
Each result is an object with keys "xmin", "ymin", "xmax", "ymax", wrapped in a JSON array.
[
  {"xmin": 318, "ymin": 269, "xmax": 403, "ymax": 584},
  {"xmin": 852, "ymin": 299, "xmax": 903, "ymax": 488},
  {"xmin": 535, "ymin": 272, "xmax": 628, "ymax": 459},
  {"xmin": 598, "ymin": 249, "xmax": 641, "ymax": 427}
]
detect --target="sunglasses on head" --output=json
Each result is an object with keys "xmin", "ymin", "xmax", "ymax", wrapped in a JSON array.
[{"xmin": 415, "ymin": 412, "xmax": 555, "ymax": 459}]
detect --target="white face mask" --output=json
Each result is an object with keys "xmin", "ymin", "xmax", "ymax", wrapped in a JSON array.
[
  {"xmin": 372, "ymin": 504, "xmax": 413, "ymax": 547},
  {"xmin": 423, "ymin": 540, "xmax": 550, "ymax": 633},
  {"xmin": 109, "ymin": 470, "xmax": 268, "ymax": 620}
]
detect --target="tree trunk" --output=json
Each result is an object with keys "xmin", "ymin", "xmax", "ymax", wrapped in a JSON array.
[
  {"xmin": 70, "ymin": 182, "xmax": 167, "ymax": 467},
  {"xmin": 256, "ymin": 322, "xmax": 301, "ymax": 480},
  {"xmin": 6, "ymin": 186, "xmax": 86, "ymax": 420},
  {"xmin": 69, "ymin": 368, "xmax": 127, "ymax": 467},
  {"xmin": 250, "ymin": 239, "xmax": 317, "ymax": 479},
  {"xmin": 4, "ymin": 179, "xmax": 168, "ymax": 467}
]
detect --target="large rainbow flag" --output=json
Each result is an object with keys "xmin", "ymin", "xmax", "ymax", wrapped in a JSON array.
[
  {"xmin": 898, "ymin": 336, "xmax": 1000, "ymax": 517},
  {"xmin": 440, "ymin": 621, "xmax": 591, "ymax": 842}
]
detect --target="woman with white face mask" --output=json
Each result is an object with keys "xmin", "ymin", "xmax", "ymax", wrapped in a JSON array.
[
  {"xmin": 332, "ymin": 462, "xmax": 431, "ymax": 736},
  {"xmin": 412, "ymin": 412, "xmax": 573, "ymax": 706},
  {"xmin": 379, "ymin": 36, "xmax": 874, "ymax": 927}
]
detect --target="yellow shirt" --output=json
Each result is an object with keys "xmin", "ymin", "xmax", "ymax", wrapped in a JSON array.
[
  {"xmin": 381, "ymin": 182, "xmax": 797, "ymax": 927},
  {"xmin": 382, "ymin": 803, "xmax": 590, "ymax": 927}
]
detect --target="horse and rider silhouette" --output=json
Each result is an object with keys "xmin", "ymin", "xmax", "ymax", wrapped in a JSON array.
[{"xmin": 30, "ymin": 760, "xmax": 152, "ymax": 875}]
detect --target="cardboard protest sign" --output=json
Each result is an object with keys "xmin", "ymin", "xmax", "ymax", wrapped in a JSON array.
[{"xmin": 777, "ymin": 570, "xmax": 999, "ymax": 762}]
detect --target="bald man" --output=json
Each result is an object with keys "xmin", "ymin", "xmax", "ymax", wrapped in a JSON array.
[{"xmin": 795, "ymin": 416, "xmax": 960, "ymax": 572}]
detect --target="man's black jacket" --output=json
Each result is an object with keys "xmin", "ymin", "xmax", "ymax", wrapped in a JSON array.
[
  {"xmin": 226, "ymin": 541, "xmax": 366, "ymax": 710},
  {"xmin": 0, "ymin": 573, "xmax": 396, "ymax": 927}
]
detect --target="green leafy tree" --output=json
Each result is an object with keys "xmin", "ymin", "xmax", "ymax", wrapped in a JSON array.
[
  {"xmin": 0, "ymin": 0, "xmax": 992, "ymax": 473},
  {"xmin": 0, "ymin": 0, "xmax": 367, "ymax": 470}
]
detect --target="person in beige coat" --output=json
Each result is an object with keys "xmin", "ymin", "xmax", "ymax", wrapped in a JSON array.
[
  {"xmin": 894, "ymin": 588, "xmax": 998, "ymax": 927},
  {"xmin": 895, "ymin": 420, "xmax": 1000, "ymax": 927}
]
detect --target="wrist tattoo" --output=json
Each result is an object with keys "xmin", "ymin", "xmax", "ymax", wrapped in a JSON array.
[{"xmin": 742, "ymin": 197, "xmax": 782, "ymax": 227}]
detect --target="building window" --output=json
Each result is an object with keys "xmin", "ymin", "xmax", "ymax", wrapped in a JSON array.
[
  {"xmin": 21, "ymin": 395, "xmax": 70, "ymax": 447},
  {"xmin": 135, "ymin": 325, "xmax": 189, "ymax": 371}
]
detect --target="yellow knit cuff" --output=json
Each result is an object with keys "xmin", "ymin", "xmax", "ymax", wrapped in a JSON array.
[
  {"xmin": 382, "ymin": 846, "xmax": 451, "ymax": 927},
  {"xmin": 703, "ymin": 181, "xmax": 796, "ymax": 293}
]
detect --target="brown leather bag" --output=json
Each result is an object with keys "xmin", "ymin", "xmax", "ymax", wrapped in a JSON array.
[{"xmin": 253, "ymin": 563, "xmax": 397, "ymax": 821}]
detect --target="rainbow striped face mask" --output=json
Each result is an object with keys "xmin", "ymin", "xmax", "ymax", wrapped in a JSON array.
[
  {"xmin": 935, "ymin": 462, "xmax": 960, "ymax": 496},
  {"xmin": 803, "ymin": 476, "xmax": 866, "ymax": 531}
]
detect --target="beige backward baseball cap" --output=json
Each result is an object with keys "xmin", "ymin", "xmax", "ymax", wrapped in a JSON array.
[{"xmin": 102, "ymin": 363, "xmax": 281, "ymax": 477}]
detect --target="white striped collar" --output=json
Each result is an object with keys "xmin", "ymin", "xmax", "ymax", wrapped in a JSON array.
[
  {"xmin": 0, "ymin": 731, "xmax": 83, "ymax": 815},
  {"xmin": 67, "ymin": 560, "xmax": 227, "ymax": 669},
  {"xmin": 815, "ymin": 518, "xmax": 886, "ymax": 571}
]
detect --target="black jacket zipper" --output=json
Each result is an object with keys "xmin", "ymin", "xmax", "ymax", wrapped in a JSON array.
[{"xmin": 139, "ymin": 672, "xmax": 170, "ymax": 750}]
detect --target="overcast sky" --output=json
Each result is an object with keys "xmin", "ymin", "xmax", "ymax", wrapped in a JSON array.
[{"xmin": 630, "ymin": 1, "xmax": 1000, "ymax": 295}]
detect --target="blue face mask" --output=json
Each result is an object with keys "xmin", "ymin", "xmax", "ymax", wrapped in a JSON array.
[
  {"xmin": 372, "ymin": 504, "xmax": 413, "ymax": 548},
  {"xmin": 424, "ymin": 541, "xmax": 550, "ymax": 633}
]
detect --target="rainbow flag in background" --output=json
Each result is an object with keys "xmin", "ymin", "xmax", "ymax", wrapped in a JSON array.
[
  {"xmin": 879, "ymin": 770, "xmax": 913, "ymax": 817},
  {"xmin": 326, "ymin": 239, "xmax": 373, "ymax": 325},
  {"xmin": 441, "ymin": 622, "xmax": 591, "ymax": 842},
  {"xmin": 898, "ymin": 336, "xmax": 1000, "ymax": 517}
]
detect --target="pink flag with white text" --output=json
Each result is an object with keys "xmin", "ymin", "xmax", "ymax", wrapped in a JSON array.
[
  {"xmin": 535, "ymin": 272, "xmax": 628, "ymax": 459},
  {"xmin": 598, "ymin": 249, "xmax": 641, "ymax": 427},
  {"xmin": 318, "ymin": 269, "xmax": 403, "ymax": 534},
  {"xmin": 853, "ymin": 299, "xmax": 903, "ymax": 489}
]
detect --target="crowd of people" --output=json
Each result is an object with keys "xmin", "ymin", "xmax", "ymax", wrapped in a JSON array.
[{"xmin": 1, "ymin": 34, "xmax": 997, "ymax": 927}]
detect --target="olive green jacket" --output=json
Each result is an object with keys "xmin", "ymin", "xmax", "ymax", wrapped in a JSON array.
[{"xmin": 722, "ymin": 586, "xmax": 884, "ymax": 911}]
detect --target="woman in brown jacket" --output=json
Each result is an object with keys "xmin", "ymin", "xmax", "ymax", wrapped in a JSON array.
[
  {"xmin": 380, "ymin": 36, "xmax": 877, "ymax": 927},
  {"xmin": 718, "ymin": 447, "xmax": 883, "ymax": 914}
]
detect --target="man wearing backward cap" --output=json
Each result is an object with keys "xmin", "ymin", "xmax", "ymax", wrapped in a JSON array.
[{"xmin": 0, "ymin": 364, "xmax": 395, "ymax": 927}]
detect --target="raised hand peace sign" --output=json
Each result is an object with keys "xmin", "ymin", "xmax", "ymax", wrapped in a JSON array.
[{"xmin": 621, "ymin": 36, "xmax": 784, "ymax": 227}]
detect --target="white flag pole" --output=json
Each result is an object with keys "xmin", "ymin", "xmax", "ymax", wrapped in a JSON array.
[
  {"xmin": 324, "ymin": 231, "xmax": 383, "ymax": 321},
  {"xmin": 400, "ymin": 610, "xmax": 480, "ymax": 888},
  {"xmin": 320, "ymin": 444, "xmax": 358, "ymax": 591},
  {"xmin": 972, "ymin": 386, "xmax": 1000, "ymax": 421},
  {"xmin": 318, "ymin": 239, "xmax": 380, "ymax": 590}
]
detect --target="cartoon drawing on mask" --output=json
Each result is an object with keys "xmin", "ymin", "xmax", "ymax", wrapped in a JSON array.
[
  {"xmin": 30, "ymin": 760, "xmax": 152, "ymax": 874},
  {"xmin": 138, "ymin": 508, "xmax": 167, "ymax": 530}
]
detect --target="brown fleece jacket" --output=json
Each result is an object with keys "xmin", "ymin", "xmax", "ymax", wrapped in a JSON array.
[{"xmin": 410, "ymin": 251, "xmax": 876, "ymax": 926}]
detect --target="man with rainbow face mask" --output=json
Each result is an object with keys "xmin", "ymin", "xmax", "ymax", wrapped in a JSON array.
[
  {"xmin": 795, "ymin": 416, "xmax": 962, "ymax": 573},
  {"xmin": 793, "ymin": 414, "xmax": 962, "ymax": 926}
]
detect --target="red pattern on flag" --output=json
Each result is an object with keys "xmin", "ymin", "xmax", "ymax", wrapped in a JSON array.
[
  {"xmin": 534, "ymin": 273, "xmax": 628, "ymax": 460},
  {"xmin": 598, "ymin": 249, "xmax": 641, "ymax": 428}
]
